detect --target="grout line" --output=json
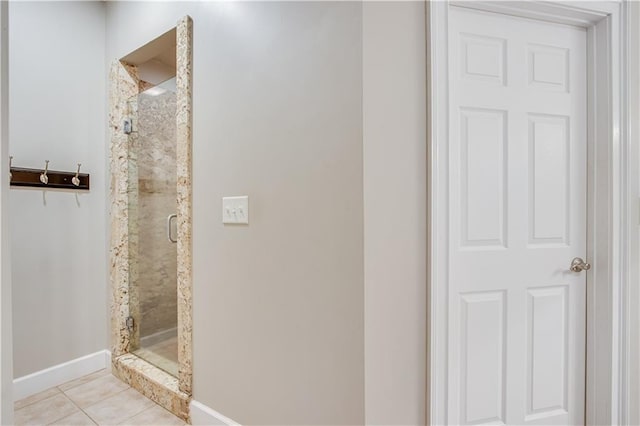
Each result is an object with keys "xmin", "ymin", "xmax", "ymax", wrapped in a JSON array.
[
  {"xmin": 80, "ymin": 386, "xmax": 156, "ymax": 425},
  {"xmin": 17, "ymin": 371, "xmax": 181, "ymax": 426},
  {"xmin": 111, "ymin": 394, "xmax": 159, "ymax": 425},
  {"xmin": 61, "ymin": 373, "xmax": 130, "ymax": 425},
  {"xmin": 43, "ymin": 393, "xmax": 89, "ymax": 426},
  {"xmin": 55, "ymin": 369, "xmax": 109, "ymax": 393},
  {"xmin": 116, "ymin": 403, "xmax": 158, "ymax": 426},
  {"xmin": 57, "ymin": 371, "xmax": 117, "ymax": 396},
  {"xmin": 62, "ymin": 393, "xmax": 97, "ymax": 425},
  {"xmin": 14, "ymin": 388, "xmax": 62, "ymax": 411},
  {"xmin": 15, "ymin": 371, "xmax": 112, "ymax": 424},
  {"xmin": 79, "ymin": 385, "xmax": 131, "ymax": 412}
]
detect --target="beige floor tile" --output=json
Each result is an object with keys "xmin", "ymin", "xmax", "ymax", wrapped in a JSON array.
[
  {"xmin": 58, "ymin": 369, "xmax": 110, "ymax": 392},
  {"xmin": 118, "ymin": 404, "xmax": 184, "ymax": 426},
  {"xmin": 63, "ymin": 375, "xmax": 129, "ymax": 408},
  {"xmin": 49, "ymin": 410, "xmax": 97, "ymax": 426},
  {"xmin": 84, "ymin": 388, "xmax": 155, "ymax": 425},
  {"xmin": 14, "ymin": 393, "xmax": 79, "ymax": 425},
  {"xmin": 14, "ymin": 387, "xmax": 61, "ymax": 410}
]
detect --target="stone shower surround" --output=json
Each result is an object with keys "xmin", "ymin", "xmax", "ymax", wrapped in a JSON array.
[{"xmin": 109, "ymin": 16, "xmax": 193, "ymax": 422}]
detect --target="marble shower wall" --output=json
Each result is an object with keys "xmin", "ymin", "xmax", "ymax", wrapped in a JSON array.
[
  {"xmin": 110, "ymin": 61, "xmax": 140, "ymax": 358},
  {"xmin": 135, "ymin": 89, "xmax": 178, "ymax": 340}
]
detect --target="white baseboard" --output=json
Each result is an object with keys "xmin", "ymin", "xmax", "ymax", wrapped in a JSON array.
[
  {"xmin": 190, "ymin": 400, "xmax": 241, "ymax": 426},
  {"xmin": 13, "ymin": 350, "xmax": 111, "ymax": 401}
]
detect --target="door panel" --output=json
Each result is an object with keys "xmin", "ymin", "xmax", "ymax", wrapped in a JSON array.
[
  {"xmin": 460, "ymin": 108, "xmax": 507, "ymax": 248},
  {"xmin": 526, "ymin": 286, "xmax": 568, "ymax": 419},
  {"xmin": 460, "ymin": 291, "xmax": 507, "ymax": 424},
  {"xmin": 448, "ymin": 7, "xmax": 587, "ymax": 425},
  {"xmin": 528, "ymin": 114, "xmax": 570, "ymax": 246}
]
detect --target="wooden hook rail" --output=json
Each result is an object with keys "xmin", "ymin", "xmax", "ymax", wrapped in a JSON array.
[{"xmin": 10, "ymin": 166, "xmax": 90, "ymax": 190}]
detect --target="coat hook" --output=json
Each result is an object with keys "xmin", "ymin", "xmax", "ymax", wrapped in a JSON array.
[
  {"xmin": 9, "ymin": 156, "xmax": 12, "ymax": 181},
  {"xmin": 40, "ymin": 160, "xmax": 49, "ymax": 185},
  {"xmin": 72, "ymin": 163, "xmax": 81, "ymax": 187}
]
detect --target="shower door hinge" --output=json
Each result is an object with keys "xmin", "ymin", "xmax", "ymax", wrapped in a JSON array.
[
  {"xmin": 125, "ymin": 316, "xmax": 135, "ymax": 332},
  {"xmin": 123, "ymin": 119, "xmax": 133, "ymax": 135}
]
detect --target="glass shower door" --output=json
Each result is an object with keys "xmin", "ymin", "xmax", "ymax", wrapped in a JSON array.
[{"xmin": 128, "ymin": 78, "xmax": 178, "ymax": 376}]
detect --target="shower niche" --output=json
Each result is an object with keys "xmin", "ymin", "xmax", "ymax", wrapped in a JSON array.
[{"xmin": 110, "ymin": 17, "xmax": 192, "ymax": 421}]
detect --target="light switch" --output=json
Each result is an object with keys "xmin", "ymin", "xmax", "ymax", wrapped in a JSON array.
[{"xmin": 222, "ymin": 196, "xmax": 249, "ymax": 224}]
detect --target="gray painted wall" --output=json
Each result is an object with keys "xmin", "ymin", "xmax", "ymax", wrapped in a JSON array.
[
  {"xmin": 363, "ymin": 3, "xmax": 427, "ymax": 424},
  {"xmin": 106, "ymin": 2, "xmax": 365, "ymax": 424},
  {"xmin": 9, "ymin": 1, "xmax": 108, "ymax": 378}
]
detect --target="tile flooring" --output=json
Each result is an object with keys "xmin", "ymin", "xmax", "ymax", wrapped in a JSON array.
[{"xmin": 14, "ymin": 370, "xmax": 185, "ymax": 425}]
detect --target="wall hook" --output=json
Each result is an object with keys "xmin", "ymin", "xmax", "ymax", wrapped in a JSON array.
[
  {"xmin": 72, "ymin": 163, "xmax": 81, "ymax": 187},
  {"xmin": 39, "ymin": 160, "xmax": 49, "ymax": 185},
  {"xmin": 9, "ymin": 156, "xmax": 12, "ymax": 181}
]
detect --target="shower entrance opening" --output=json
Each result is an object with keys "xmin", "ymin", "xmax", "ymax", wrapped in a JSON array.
[
  {"xmin": 129, "ymin": 77, "xmax": 179, "ymax": 377},
  {"xmin": 109, "ymin": 16, "xmax": 193, "ymax": 421}
]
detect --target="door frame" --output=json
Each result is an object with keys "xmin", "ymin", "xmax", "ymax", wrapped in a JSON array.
[{"xmin": 427, "ymin": 1, "xmax": 639, "ymax": 425}]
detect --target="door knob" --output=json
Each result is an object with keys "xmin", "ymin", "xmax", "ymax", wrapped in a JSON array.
[{"xmin": 570, "ymin": 257, "xmax": 591, "ymax": 272}]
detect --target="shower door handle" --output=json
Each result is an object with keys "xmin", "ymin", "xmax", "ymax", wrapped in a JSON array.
[{"xmin": 167, "ymin": 214, "xmax": 177, "ymax": 243}]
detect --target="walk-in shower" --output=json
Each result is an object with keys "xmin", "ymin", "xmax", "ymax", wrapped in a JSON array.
[{"xmin": 109, "ymin": 17, "xmax": 192, "ymax": 421}]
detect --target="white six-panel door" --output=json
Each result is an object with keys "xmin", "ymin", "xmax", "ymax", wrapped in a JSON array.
[{"xmin": 448, "ymin": 7, "xmax": 587, "ymax": 425}]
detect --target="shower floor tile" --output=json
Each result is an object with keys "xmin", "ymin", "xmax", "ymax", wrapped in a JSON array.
[
  {"xmin": 13, "ymin": 370, "xmax": 186, "ymax": 426},
  {"xmin": 133, "ymin": 335, "xmax": 178, "ymax": 377}
]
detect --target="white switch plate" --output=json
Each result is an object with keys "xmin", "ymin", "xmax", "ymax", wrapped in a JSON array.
[{"xmin": 222, "ymin": 196, "xmax": 249, "ymax": 224}]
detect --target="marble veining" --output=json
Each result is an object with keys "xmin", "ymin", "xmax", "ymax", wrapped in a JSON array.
[
  {"xmin": 110, "ymin": 61, "xmax": 140, "ymax": 358},
  {"xmin": 176, "ymin": 15, "xmax": 194, "ymax": 397}
]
